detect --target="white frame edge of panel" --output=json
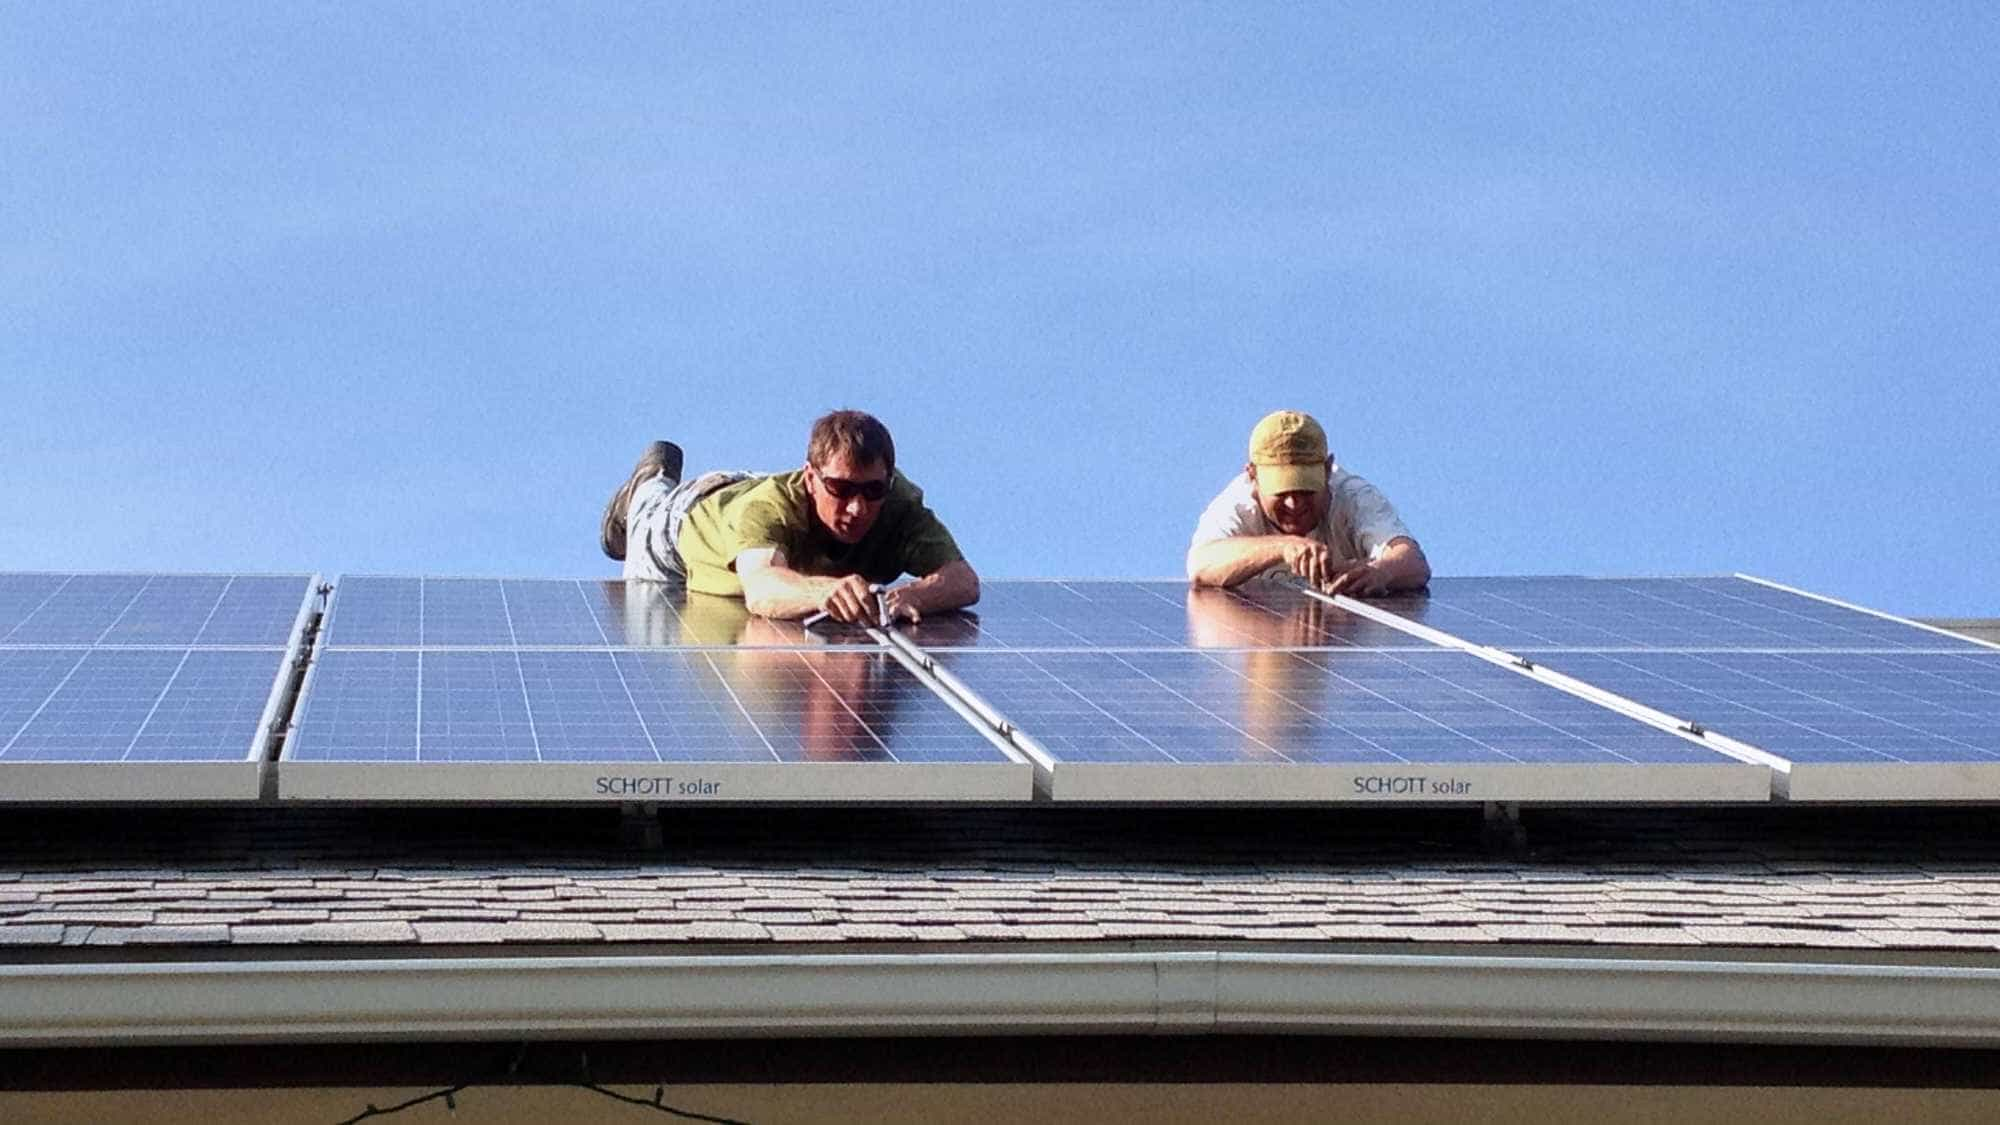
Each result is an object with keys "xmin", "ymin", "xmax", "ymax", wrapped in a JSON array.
[{"xmin": 274, "ymin": 760, "xmax": 1036, "ymax": 803}]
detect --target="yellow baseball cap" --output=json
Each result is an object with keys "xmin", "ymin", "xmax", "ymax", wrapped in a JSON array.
[{"xmin": 1248, "ymin": 410, "xmax": 1329, "ymax": 494}]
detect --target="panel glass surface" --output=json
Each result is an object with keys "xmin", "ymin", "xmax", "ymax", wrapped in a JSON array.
[
  {"xmin": 897, "ymin": 580, "xmax": 1427, "ymax": 650},
  {"xmin": 321, "ymin": 577, "xmax": 858, "ymax": 648},
  {"xmin": 934, "ymin": 649, "xmax": 1718, "ymax": 766},
  {"xmin": 0, "ymin": 574, "xmax": 68, "ymax": 639},
  {"xmin": 0, "ymin": 649, "xmax": 285, "ymax": 763},
  {"xmin": 1370, "ymin": 577, "xmax": 1981, "ymax": 652},
  {"xmin": 0, "ymin": 574, "xmax": 315, "ymax": 768},
  {"xmin": 0, "ymin": 574, "xmax": 311, "ymax": 647},
  {"xmin": 288, "ymin": 649, "xmax": 1010, "ymax": 764},
  {"xmin": 1542, "ymin": 651, "xmax": 2000, "ymax": 766}
]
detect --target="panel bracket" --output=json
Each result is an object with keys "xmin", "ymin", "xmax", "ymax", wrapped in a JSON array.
[
  {"xmin": 619, "ymin": 802, "xmax": 663, "ymax": 850},
  {"xmin": 1482, "ymin": 801, "xmax": 1526, "ymax": 852}
]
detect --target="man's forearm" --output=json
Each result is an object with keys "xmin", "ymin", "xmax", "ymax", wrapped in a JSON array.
[
  {"xmin": 741, "ymin": 568, "xmax": 843, "ymax": 620},
  {"xmin": 899, "ymin": 560, "xmax": 979, "ymax": 615},
  {"xmin": 1187, "ymin": 537, "xmax": 1292, "ymax": 588}
]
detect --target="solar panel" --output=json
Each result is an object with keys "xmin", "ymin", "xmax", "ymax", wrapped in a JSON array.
[
  {"xmin": 927, "ymin": 648, "xmax": 1766, "ymax": 803},
  {"xmin": 1369, "ymin": 576, "xmax": 1984, "ymax": 652},
  {"xmin": 0, "ymin": 573, "xmax": 318, "ymax": 801},
  {"xmin": 280, "ymin": 576, "xmax": 1032, "ymax": 802},
  {"xmin": 1344, "ymin": 575, "xmax": 2000, "ymax": 801},
  {"xmin": 1533, "ymin": 651, "xmax": 2000, "ymax": 800},
  {"xmin": 896, "ymin": 579, "xmax": 1430, "ymax": 649}
]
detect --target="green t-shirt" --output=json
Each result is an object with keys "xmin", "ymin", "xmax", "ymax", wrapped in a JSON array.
[{"xmin": 675, "ymin": 469, "xmax": 965, "ymax": 597}]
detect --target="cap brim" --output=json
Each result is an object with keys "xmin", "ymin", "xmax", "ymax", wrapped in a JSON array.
[{"xmin": 1254, "ymin": 462, "xmax": 1326, "ymax": 495}]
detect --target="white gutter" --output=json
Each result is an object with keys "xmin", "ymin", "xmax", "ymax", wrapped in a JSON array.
[{"xmin": 8, "ymin": 950, "xmax": 2000, "ymax": 1048}]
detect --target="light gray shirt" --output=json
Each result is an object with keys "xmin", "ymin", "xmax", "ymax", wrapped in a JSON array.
[{"xmin": 1187, "ymin": 459, "xmax": 1413, "ymax": 579}]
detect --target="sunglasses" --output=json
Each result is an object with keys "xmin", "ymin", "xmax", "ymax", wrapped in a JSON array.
[{"xmin": 813, "ymin": 471, "xmax": 890, "ymax": 502}]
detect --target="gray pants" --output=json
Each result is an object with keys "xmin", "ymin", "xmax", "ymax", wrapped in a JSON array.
[{"xmin": 623, "ymin": 470, "xmax": 754, "ymax": 582}]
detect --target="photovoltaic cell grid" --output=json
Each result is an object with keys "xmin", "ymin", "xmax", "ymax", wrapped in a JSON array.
[
  {"xmin": 0, "ymin": 574, "xmax": 315, "ymax": 769},
  {"xmin": 0, "ymin": 573, "xmax": 311, "ymax": 647},
  {"xmin": 320, "ymin": 576, "xmax": 858, "ymax": 648},
  {"xmin": 1370, "ymin": 576, "xmax": 1985, "ymax": 652},
  {"xmin": 898, "ymin": 579, "xmax": 1428, "ymax": 649},
  {"xmin": 1540, "ymin": 651, "xmax": 2000, "ymax": 767},
  {"xmin": 1359, "ymin": 576, "xmax": 2000, "ymax": 796},
  {"xmin": 287, "ymin": 648, "xmax": 1009, "ymax": 765},
  {"xmin": 934, "ymin": 649, "xmax": 1720, "ymax": 767}
]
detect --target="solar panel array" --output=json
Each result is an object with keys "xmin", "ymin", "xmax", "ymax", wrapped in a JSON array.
[
  {"xmin": 0, "ymin": 574, "xmax": 316, "ymax": 801},
  {"xmin": 279, "ymin": 577, "xmax": 1028, "ymax": 802},
  {"xmin": 1362, "ymin": 577, "xmax": 2000, "ymax": 800},
  {"xmin": 5, "ymin": 570, "xmax": 1990, "ymax": 806}
]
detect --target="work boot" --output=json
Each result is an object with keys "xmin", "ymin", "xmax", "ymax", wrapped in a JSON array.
[{"xmin": 600, "ymin": 441, "xmax": 684, "ymax": 561}]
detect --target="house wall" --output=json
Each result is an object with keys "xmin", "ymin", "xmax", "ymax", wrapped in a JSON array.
[{"xmin": 11, "ymin": 1083, "xmax": 2000, "ymax": 1124}]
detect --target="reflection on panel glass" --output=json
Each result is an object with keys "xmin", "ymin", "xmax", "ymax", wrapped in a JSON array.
[
  {"xmin": 323, "ymin": 577, "xmax": 876, "ymax": 648},
  {"xmin": 0, "ymin": 574, "xmax": 149, "ymax": 645},
  {"xmin": 896, "ymin": 579, "xmax": 1424, "ymax": 650},
  {"xmin": 0, "ymin": 574, "xmax": 68, "ymax": 640},
  {"xmin": 1371, "ymin": 577, "xmax": 1977, "ymax": 652},
  {"xmin": 1542, "ymin": 651, "xmax": 2000, "ymax": 765},
  {"xmin": 0, "ymin": 574, "xmax": 310, "ymax": 648},
  {"xmin": 288, "ymin": 649, "xmax": 1009, "ymax": 765},
  {"xmin": 935, "ymin": 649, "xmax": 1719, "ymax": 767}
]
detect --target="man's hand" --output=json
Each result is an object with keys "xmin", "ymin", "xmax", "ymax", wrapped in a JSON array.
[
  {"xmin": 1282, "ymin": 538, "xmax": 1334, "ymax": 588},
  {"xmin": 1323, "ymin": 561, "xmax": 1391, "ymax": 598},
  {"xmin": 819, "ymin": 575, "xmax": 879, "ymax": 624}
]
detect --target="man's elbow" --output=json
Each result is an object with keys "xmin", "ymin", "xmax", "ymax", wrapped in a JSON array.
[
  {"xmin": 1185, "ymin": 545, "xmax": 1239, "ymax": 589},
  {"xmin": 741, "ymin": 587, "xmax": 792, "ymax": 620},
  {"xmin": 1394, "ymin": 543, "xmax": 1432, "ymax": 591},
  {"xmin": 947, "ymin": 562, "xmax": 980, "ymax": 608}
]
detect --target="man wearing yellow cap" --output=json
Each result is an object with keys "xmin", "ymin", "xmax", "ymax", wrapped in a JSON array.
[{"xmin": 1187, "ymin": 410, "xmax": 1430, "ymax": 597}]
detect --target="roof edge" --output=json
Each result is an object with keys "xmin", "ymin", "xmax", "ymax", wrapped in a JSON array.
[{"xmin": 8, "ymin": 950, "xmax": 2000, "ymax": 1049}]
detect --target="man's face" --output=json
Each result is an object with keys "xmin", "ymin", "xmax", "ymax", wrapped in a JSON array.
[
  {"xmin": 1249, "ymin": 463, "xmax": 1330, "ymax": 537},
  {"xmin": 807, "ymin": 451, "xmax": 891, "ymax": 545}
]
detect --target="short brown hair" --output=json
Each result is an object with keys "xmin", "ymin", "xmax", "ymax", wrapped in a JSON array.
[{"xmin": 806, "ymin": 410, "xmax": 896, "ymax": 475}]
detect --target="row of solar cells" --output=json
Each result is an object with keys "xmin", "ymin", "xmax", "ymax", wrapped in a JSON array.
[{"xmin": 0, "ymin": 572, "xmax": 1995, "ymax": 804}]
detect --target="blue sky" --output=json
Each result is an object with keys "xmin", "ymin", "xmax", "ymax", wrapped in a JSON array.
[{"xmin": 4, "ymin": 4, "xmax": 1994, "ymax": 615}]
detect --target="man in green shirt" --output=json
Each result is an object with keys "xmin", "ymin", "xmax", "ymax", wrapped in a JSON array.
[{"xmin": 601, "ymin": 410, "xmax": 979, "ymax": 625}]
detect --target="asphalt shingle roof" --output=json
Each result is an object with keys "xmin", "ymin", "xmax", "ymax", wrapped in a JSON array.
[{"xmin": 5, "ymin": 805, "xmax": 2000, "ymax": 958}]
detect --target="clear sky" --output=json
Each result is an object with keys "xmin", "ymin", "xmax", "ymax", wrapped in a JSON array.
[{"xmin": 3, "ymin": 5, "xmax": 1994, "ymax": 615}]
